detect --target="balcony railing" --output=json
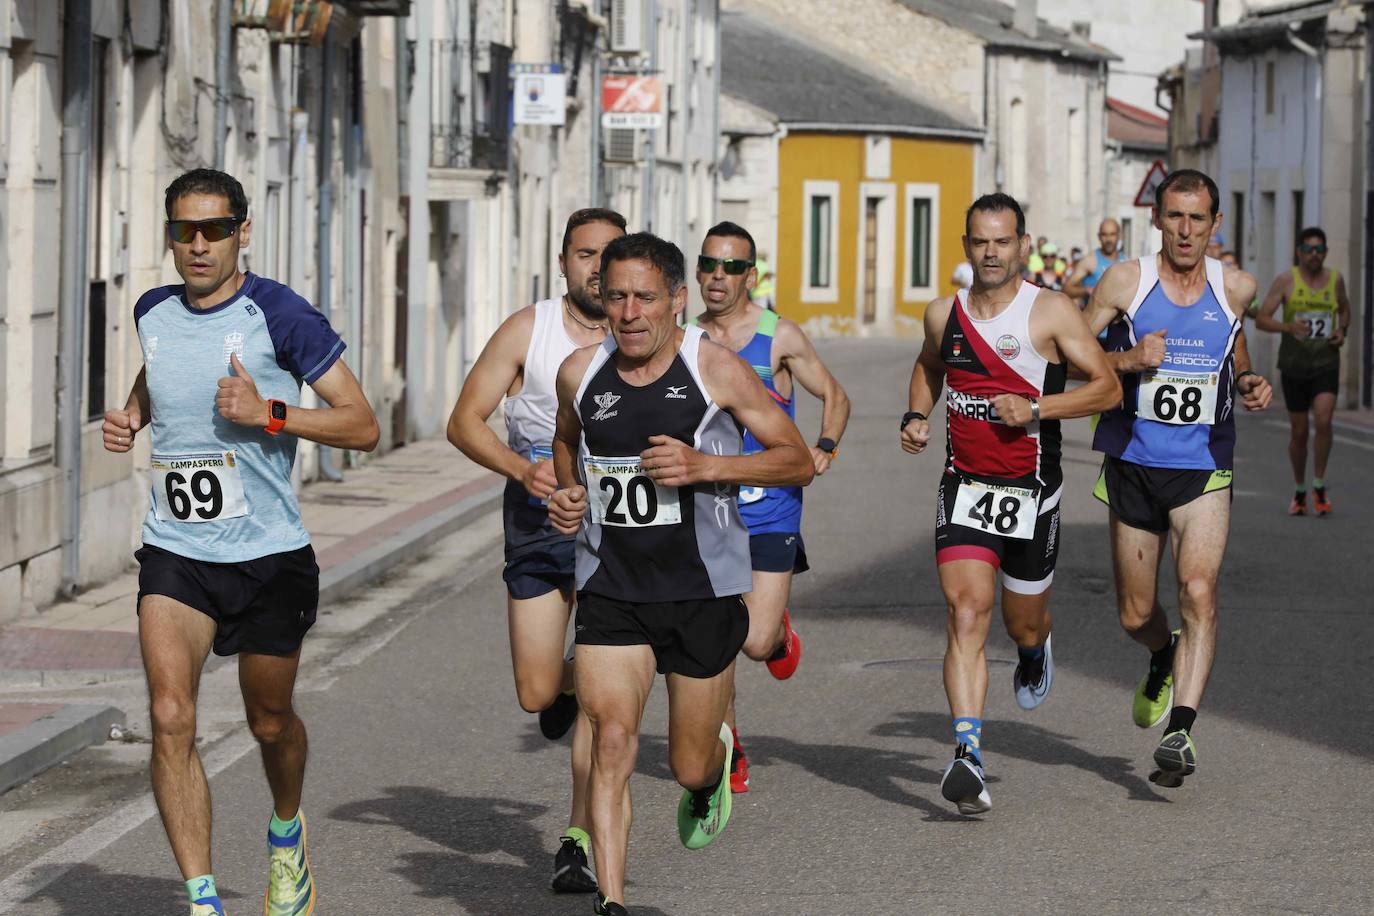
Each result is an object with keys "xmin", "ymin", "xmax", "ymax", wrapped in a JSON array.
[{"xmin": 429, "ymin": 39, "xmax": 512, "ymax": 172}]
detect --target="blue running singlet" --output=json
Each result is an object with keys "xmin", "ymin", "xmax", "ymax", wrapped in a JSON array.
[
  {"xmin": 1093, "ymin": 256, "xmax": 1240, "ymax": 470},
  {"xmin": 1084, "ymin": 247, "xmax": 1126, "ymax": 290}
]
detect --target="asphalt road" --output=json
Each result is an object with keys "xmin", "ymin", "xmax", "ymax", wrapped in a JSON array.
[{"xmin": 2, "ymin": 338, "xmax": 1371, "ymax": 915}]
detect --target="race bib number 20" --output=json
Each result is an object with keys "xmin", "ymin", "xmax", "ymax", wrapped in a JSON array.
[
  {"xmin": 583, "ymin": 455, "xmax": 682, "ymax": 528},
  {"xmin": 151, "ymin": 452, "xmax": 249, "ymax": 523}
]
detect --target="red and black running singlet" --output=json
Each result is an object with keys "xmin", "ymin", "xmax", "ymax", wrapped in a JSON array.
[{"xmin": 939, "ymin": 281, "xmax": 1067, "ymax": 492}]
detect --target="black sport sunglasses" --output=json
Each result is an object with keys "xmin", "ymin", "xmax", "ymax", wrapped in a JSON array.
[
  {"xmin": 697, "ymin": 255, "xmax": 754, "ymax": 276},
  {"xmin": 166, "ymin": 217, "xmax": 242, "ymax": 244},
  {"xmin": 1298, "ymin": 244, "xmax": 1327, "ymax": 254}
]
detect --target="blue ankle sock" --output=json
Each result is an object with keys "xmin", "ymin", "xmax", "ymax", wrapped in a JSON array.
[
  {"xmin": 953, "ymin": 716, "xmax": 983, "ymax": 765},
  {"xmin": 269, "ymin": 810, "xmax": 301, "ymax": 841},
  {"xmin": 186, "ymin": 874, "xmax": 221, "ymax": 908}
]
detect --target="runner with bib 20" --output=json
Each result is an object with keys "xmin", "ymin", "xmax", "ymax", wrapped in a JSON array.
[
  {"xmin": 900, "ymin": 193, "xmax": 1121, "ymax": 815},
  {"xmin": 103, "ymin": 169, "xmax": 379, "ymax": 916},
  {"xmin": 1083, "ymin": 169, "xmax": 1272, "ymax": 786},
  {"xmin": 548, "ymin": 232, "xmax": 813, "ymax": 915}
]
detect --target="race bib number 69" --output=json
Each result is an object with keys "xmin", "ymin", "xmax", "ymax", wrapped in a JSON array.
[
  {"xmin": 583, "ymin": 456, "xmax": 682, "ymax": 528},
  {"xmin": 151, "ymin": 452, "xmax": 249, "ymax": 523},
  {"xmin": 952, "ymin": 479, "xmax": 1038, "ymax": 541}
]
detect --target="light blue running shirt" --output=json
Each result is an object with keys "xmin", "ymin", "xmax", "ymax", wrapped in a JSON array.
[{"xmin": 134, "ymin": 273, "xmax": 345, "ymax": 562}]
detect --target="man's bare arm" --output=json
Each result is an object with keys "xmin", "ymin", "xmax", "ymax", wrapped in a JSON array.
[
  {"xmin": 1062, "ymin": 253, "xmax": 1097, "ymax": 301},
  {"xmin": 1069, "ymin": 261, "xmax": 1166, "ymax": 378},
  {"xmin": 899, "ymin": 299, "xmax": 950, "ymax": 455},
  {"xmin": 1039, "ymin": 295, "xmax": 1121, "ymax": 419},
  {"xmin": 446, "ymin": 307, "xmax": 553, "ymax": 495},
  {"xmin": 547, "ymin": 348, "xmax": 595, "ymax": 534},
  {"xmin": 1332, "ymin": 274, "xmax": 1353, "ymax": 347},
  {"xmin": 1224, "ymin": 268, "xmax": 1273, "ymax": 411},
  {"xmin": 1253, "ymin": 272, "xmax": 1293, "ymax": 334},
  {"xmin": 102, "ymin": 368, "xmax": 151, "ymax": 453},
  {"xmin": 776, "ymin": 319, "xmax": 850, "ymax": 472}
]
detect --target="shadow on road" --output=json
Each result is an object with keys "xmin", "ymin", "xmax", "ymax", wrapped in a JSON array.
[
  {"xmin": 330, "ymin": 786, "xmax": 674, "ymax": 915},
  {"xmin": 871, "ymin": 710, "xmax": 1165, "ymax": 804},
  {"xmin": 19, "ymin": 863, "xmax": 244, "ymax": 915}
]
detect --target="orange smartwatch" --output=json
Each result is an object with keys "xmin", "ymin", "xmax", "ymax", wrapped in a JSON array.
[{"xmin": 265, "ymin": 399, "xmax": 288, "ymax": 436}]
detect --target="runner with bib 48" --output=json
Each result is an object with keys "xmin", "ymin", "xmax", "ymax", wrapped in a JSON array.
[{"xmin": 901, "ymin": 193, "xmax": 1121, "ymax": 815}]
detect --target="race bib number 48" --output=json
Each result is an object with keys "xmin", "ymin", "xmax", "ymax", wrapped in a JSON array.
[
  {"xmin": 1296, "ymin": 311, "xmax": 1334, "ymax": 341},
  {"xmin": 952, "ymin": 478, "xmax": 1038, "ymax": 540},
  {"xmin": 1137, "ymin": 370, "xmax": 1218, "ymax": 426},
  {"xmin": 583, "ymin": 456, "xmax": 682, "ymax": 528},
  {"xmin": 151, "ymin": 452, "xmax": 248, "ymax": 523}
]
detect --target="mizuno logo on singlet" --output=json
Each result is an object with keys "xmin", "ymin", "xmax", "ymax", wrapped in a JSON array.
[
  {"xmin": 665, "ymin": 385, "xmax": 688, "ymax": 399},
  {"xmin": 1203, "ymin": 310, "xmax": 1219, "ymax": 321},
  {"xmin": 591, "ymin": 391, "xmax": 620, "ymax": 421}
]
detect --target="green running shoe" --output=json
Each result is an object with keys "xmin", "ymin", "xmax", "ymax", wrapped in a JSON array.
[
  {"xmin": 677, "ymin": 723, "xmax": 734, "ymax": 850},
  {"xmin": 264, "ymin": 812, "xmax": 315, "ymax": 915},
  {"xmin": 1153, "ymin": 729, "xmax": 1197, "ymax": 779},
  {"xmin": 1132, "ymin": 631, "xmax": 1177, "ymax": 728}
]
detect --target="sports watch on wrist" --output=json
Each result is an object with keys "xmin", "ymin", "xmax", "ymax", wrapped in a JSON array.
[
  {"xmin": 816, "ymin": 437, "xmax": 838, "ymax": 457},
  {"xmin": 900, "ymin": 411, "xmax": 927, "ymax": 431},
  {"xmin": 264, "ymin": 399, "xmax": 288, "ymax": 436}
]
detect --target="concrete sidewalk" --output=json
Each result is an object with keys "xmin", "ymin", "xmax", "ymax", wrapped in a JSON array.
[{"xmin": 0, "ymin": 437, "xmax": 502, "ymax": 794}]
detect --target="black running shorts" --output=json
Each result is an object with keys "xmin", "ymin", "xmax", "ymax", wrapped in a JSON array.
[
  {"xmin": 136, "ymin": 543, "xmax": 318, "ymax": 656},
  {"xmin": 574, "ymin": 592, "xmax": 749, "ymax": 678},
  {"xmin": 1093, "ymin": 456, "xmax": 1232, "ymax": 534},
  {"xmin": 749, "ymin": 532, "xmax": 810, "ymax": 575},
  {"xmin": 1280, "ymin": 367, "xmax": 1340, "ymax": 414},
  {"xmin": 934, "ymin": 473, "xmax": 1061, "ymax": 595}
]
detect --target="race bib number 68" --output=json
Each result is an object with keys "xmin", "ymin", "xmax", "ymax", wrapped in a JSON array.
[
  {"xmin": 583, "ymin": 456, "xmax": 682, "ymax": 528},
  {"xmin": 151, "ymin": 452, "xmax": 249, "ymax": 523},
  {"xmin": 1137, "ymin": 370, "xmax": 1217, "ymax": 426}
]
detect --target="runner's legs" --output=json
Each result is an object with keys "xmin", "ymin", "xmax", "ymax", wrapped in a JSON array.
[
  {"xmin": 1311, "ymin": 391, "xmax": 1336, "ymax": 480},
  {"xmin": 1166, "ymin": 488, "xmax": 1230, "ymax": 710},
  {"xmin": 724, "ymin": 569, "xmax": 790, "ymax": 734},
  {"xmin": 238, "ymin": 649, "xmax": 307, "ymax": 819},
  {"xmin": 140, "ymin": 595, "xmax": 217, "ymax": 879},
  {"xmin": 1109, "ymin": 514, "xmax": 1171, "ymax": 653},
  {"xmin": 938, "ymin": 560, "xmax": 999, "ymax": 718},
  {"xmin": 507, "ymin": 587, "xmax": 576, "ymax": 712},
  {"xmin": 1288, "ymin": 409, "xmax": 1310, "ymax": 487},
  {"xmin": 575, "ymin": 643, "xmax": 656, "ymax": 906},
  {"xmin": 666, "ymin": 661, "xmax": 737, "ymax": 789}
]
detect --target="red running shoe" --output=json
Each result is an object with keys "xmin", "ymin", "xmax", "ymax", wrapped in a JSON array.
[
  {"xmin": 765, "ymin": 610, "xmax": 802, "ymax": 680},
  {"xmin": 729, "ymin": 736, "xmax": 750, "ymax": 794},
  {"xmin": 1313, "ymin": 487, "xmax": 1332, "ymax": 516}
]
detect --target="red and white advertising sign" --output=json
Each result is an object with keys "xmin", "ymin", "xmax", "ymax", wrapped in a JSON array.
[
  {"xmin": 601, "ymin": 75, "xmax": 663, "ymax": 129},
  {"xmin": 1134, "ymin": 159, "xmax": 1169, "ymax": 208}
]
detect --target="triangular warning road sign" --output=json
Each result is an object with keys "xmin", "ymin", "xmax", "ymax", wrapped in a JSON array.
[{"xmin": 1134, "ymin": 160, "xmax": 1169, "ymax": 208}]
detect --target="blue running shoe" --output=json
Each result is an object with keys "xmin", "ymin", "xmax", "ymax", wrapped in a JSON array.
[
  {"xmin": 264, "ymin": 812, "xmax": 315, "ymax": 915},
  {"xmin": 1013, "ymin": 633, "xmax": 1054, "ymax": 710}
]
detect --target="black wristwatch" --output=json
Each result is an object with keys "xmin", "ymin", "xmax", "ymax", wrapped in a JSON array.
[
  {"xmin": 1235, "ymin": 370, "xmax": 1258, "ymax": 389},
  {"xmin": 815, "ymin": 437, "xmax": 837, "ymax": 458},
  {"xmin": 900, "ymin": 411, "xmax": 927, "ymax": 431}
]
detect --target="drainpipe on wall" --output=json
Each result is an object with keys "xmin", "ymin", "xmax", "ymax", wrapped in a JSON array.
[
  {"xmin": 317, "ymin": 28, "xmax": 343, "ymax": 481},
  {"xmin": 1364, "ymin": 7, "xmax": 1373, "ymax": 407},
  {"xmin": 591, "ymin": 5, "xmax": 603, "ymax": 207},
  {"xmin": 57, "ymin": 0, "xmax": 94, "ymax": 595},
  {"xmin": 643, "ymin": 0, "xmax": 657, "ymax": 231},
  {"xmin": 215, "ymin": 0, "xmax": 232, "ymax": 168}
]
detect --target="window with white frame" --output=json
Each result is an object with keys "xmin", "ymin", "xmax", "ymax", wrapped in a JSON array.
[
  {"xmin": 801, "ymin": 180, "xmax": 839, "ymax": 302},
  {"xmin": 903, "ymin": 182, "xmax": 940, "ymax": 301}
]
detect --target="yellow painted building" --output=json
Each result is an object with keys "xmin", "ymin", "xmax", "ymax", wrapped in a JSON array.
[
  {"xmin": 718, "ymin": 8, "xmax": 983, "ymax": 338},
  {"xmin": 775, "ymin": 133, "xmax": 976, "ymax": 336}
]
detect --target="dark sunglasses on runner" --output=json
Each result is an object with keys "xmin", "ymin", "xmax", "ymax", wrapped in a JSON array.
[
  {"xmin": 1298, "ymin": 243, "xmax": 1327, "ymax": 254},
  {"xmin": 697, "ymin": 255, "xmax": 754, "ymax": 275},
  {"xmin": 166, "ymin": 217, "xmax": 242, "ymax": 244}
]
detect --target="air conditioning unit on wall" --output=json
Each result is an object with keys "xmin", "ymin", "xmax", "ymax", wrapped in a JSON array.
[
  {"xmin": 610, "ymin": 0, "xmax": 646, "ymax": 54},
  {"xmin": 604, "ymin": 128, "xmax": 641, "ymax": 163}
]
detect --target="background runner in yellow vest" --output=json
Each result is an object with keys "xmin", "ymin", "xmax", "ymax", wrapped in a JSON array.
[{"xmin": 1254, "ymin": 226, "xmax": 1351, "ymax": 517}]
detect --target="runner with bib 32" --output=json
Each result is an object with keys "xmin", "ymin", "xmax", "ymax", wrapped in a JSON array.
[
  {"xmin": 1083, "ymin": 169, "xmax": 1272, "ymax": 786},
  {"xmin": 900, "ymin": 193, "xmax": 1121, "ymax": 815}
]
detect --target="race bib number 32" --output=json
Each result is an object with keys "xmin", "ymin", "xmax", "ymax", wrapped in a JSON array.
[
  {"xmin": 151, "ymin": 452, "xmax": 249, "ymax": 523},
  {"xmin": 1137, "ymin": 370, "xmax": 1218, "ymax": 426},
  {"xmin": 952, "ymin": 479, "xmax": 1038, "ymax": 540},
  {"xmin": 583, "ymin": 455, "xmax": 682, "ymax": 528},
  {"xmin": 1296, "ymin": 311, "xmax": 1334, "ymax": 341}
]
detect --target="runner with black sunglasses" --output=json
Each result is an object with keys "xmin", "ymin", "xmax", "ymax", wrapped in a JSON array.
[
  {"xmin": 691, "ymin": 221, "xmax": 849, "ymax": 795},
  {"xmin": 1254, "ymin": 226, "xmax": 1351, "ymax": 516}
]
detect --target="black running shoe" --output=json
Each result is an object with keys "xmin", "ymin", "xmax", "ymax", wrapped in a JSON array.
[
  {"xmin": 539, "ymin": 690, "xmax": 578, "ymax": 740},
  {"xmin": 551, "ymin": 835, "xmax": 597, "ymax": 894},
  {"xmin": 594, "ymin": 893, "xmax": 630, "ymax": 915},
  {"xmin": 940, "ymin": 744, "xmax": 991, "ymax": 815}
]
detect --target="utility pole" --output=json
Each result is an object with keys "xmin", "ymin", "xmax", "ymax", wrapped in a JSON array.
[
  {"xmin": 643, "ymin": 0, "xmax": 657, "ymax": 232},
  {"xmin": 1363, "ymin": 4, "xmax": 1373, "ymax": 407}
]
